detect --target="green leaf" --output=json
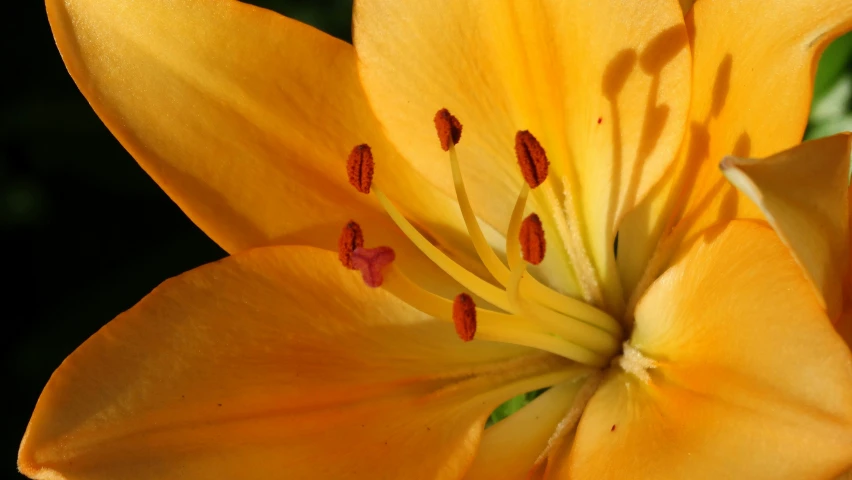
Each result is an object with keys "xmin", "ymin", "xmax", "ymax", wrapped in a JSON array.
[
  {"xmin": 810, "ymin": 74, "xmax": 852, "ymax": 124},
  {"xmin": 485, "ymin": 388, "xmax": 548, "ymax": 427},
  {"xmin": 813, "ymin": 32, "xmax": 852, "ymax": 103},
  {"xmin": 805, "ymin": 112, "xmax": 852, "ymax": 141}
]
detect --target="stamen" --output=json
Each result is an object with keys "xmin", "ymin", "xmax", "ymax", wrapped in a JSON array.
[
  {"xmin": 506, "ymin": 184, "xmax": 531, "ymax": 272},
  {"xmin": 520, "ymin": 213, "xmax": 546, "ymax": 265},
  {"xmin": 444, "ymin": 138, "xmax": 621, "ymax": 337},
  {"xmin": 373, "ymin": 187, "xmax": 514, "ymax": 311},
  {"xmin": 507, "ymin": 263, "xmax": 619, "ymax": 357},
  {"xmin": 347, "ymin": 144, "xmax": 374, "ymax": 194},
  {"xmin": 338, "ymin": 221, "xmax": 364, "ymax": 270},
  {"xmin": 343, "ymin": 143, "xmax": 512, "ymax": 310},
  {"xmin": 434, "ymin": 108, "xmax": 463, "ymax": 151},
  {"xmin": 338, "ymin": 139, "xmax": 623, "ymax": 363},
  {"xmin": 439, "ymin": 108, "xmax": 511, "ymax": 286},
  {"xmin": 452, "ymin": 293, "xmax": 477, "ymax": 342},
  {"xmin": 350, "ymin": 246, "xmax": 395, "ymax": 288},
  {"xmin": 515, "ymin": 130, "xmax": 550, "ymax": 189},
  {"xmin": 380, "ymin": 265, "xmax": 609, "ymax": 365}
]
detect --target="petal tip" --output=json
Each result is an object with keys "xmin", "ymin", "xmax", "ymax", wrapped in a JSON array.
[{"xmin": 18, "ymin": 437, "xmax": 63, "ymax": 480}]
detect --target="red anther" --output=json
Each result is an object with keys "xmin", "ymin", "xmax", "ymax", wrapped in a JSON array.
[
  {"xmin": 515, "ymin": 130, "xmax": 549, "ymax": 188},
  {"xmin": 520, "ymin": 213, "xmax": 546, "ymax": 265},
  {"xmin": 338, "ymin": 221, "xmax": 364, "ymax": 270},
  {"xmin": 434, "ymin": 108, "xmax": 463, "ymax": 151},
  {"xmin": 350, "ymin": 246, "xmax": 395, "ymax": 288},
  {"xmin": 452, "ymin": 293, "xmax": 477, "ymax": 342},
  {"xmin": 347, "ymin": 144, "xmax": 374, "ymax": 194}
]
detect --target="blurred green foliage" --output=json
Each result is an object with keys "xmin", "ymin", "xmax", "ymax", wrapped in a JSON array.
[
  {"xmin": 807, "ymin": 32, "xmax": 852, "ymax": 141},
  {"xmin": 3, "ymin": 1, "xmax": 850, "ymax": 475}
]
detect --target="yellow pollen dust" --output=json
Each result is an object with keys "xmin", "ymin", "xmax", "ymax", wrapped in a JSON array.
[{"xmin": 341, "ymin": 109, "xmax": 623, "ymax": 367}]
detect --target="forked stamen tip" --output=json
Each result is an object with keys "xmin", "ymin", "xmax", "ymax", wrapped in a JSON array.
[
  {"xmin": 520, "ymin": 213, "xmax": 546, "ymax": 265},
  {"xmin": 434, "ymin": 108, "xmax": 463, "ymax": 151},
  {"xmin": 350, "ymin": 246, "xmax": 395, "ymax": 288},
  {"xmin": 515, "ymin": 130, "xmax": 549, "ymax": 188},
  {"xmin": 338, "ymin": 221, "xmax": 365, "ymax": 270},
  {"xmin": 452, "ymin": 293, "xmax": 477, "ymax": 342},
  {"xmin": 347, "ymin": 144, "xmax": 374, "ymax": 194}
]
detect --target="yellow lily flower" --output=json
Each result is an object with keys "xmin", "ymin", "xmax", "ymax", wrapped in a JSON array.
[{"xmin": 19, "ymin": 0, "xmax": 852, "ymax": 479}]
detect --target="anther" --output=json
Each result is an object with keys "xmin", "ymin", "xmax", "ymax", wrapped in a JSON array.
[
  {"xmin": 515, "ymin": 130, "xmax": 549, "ymax": 188},
  {"xmin": 338, "ymin": 221, "xmax": 364, "ymax": 270},
  {"xmin": 350, "ymin": 246, "xmax": 395, "ymax": 288},
  {"xmin": 434, "ymin": 108, "xmax": 463, "ymax": 151},
  {"xmin": 452, "ymin": 293, "xmax": 477, "ymax": 342},
  {"xmin": 520, "ymin": 213, "xmax": 546, "ymax": 265},
  {"xmin": 347, "ymin": 144, "xmax": 374, "ymax": 194}
]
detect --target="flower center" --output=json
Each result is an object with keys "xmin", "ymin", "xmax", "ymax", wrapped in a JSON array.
[{"xmin": 339, "ymin": 109, "xmax": 625, "ymax": 367}]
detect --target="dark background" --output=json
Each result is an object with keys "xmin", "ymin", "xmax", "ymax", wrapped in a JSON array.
[{"xmin": 2, "ymin": 1, "xmax": 850, "ymax": 478}]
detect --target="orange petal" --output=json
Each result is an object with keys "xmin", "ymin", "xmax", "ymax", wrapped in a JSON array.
[
  {"xmin": 19, "ymin": 246, "xmax": 575, "ymax": 480},
  {"xmin": 465, "ymin": 374, "xmax": 593, "ymax": 480},
  {"xmin": 615, "ymin": 168, "xmax": 681, "ymax": 301},
  {"xmin": 45, "ymin": 0, "xmax": 475, "ymax": 273},
  {"xmin": 354, "ymin": 0, "xmax": 691, "ymax": 309},
  {"xmin": 566, "ymin": 221, "xmax": 852, "ymax": 479},
  {"xmin": 839, "ymin": 310, "xmax": 852, "ymax": 353},
  {"xmin": 840, "ymin": 185, "xmax": 852, "ymax": 349},
  {"xmin": 673, "ymin": 0, "xmax": 852, "ymax": 259},
  {"xmin": 722, "ymin": 134, "xmax": 851, "ymax": 318}
]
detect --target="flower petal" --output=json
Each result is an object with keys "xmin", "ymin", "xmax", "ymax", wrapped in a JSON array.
[
  {"xmin": 46, "ymin": 0, "xmax": 472, "ymax": 268},
  {"xmin": 566, "ymin": 221, "xmax": 852, "ymax": 479},
  {"xmin": 722, "ymin": 134, "xmax": 851, "ymax": 318},
  {"xmin": 614, "ymin": 169, "xmax": 680, "ymax": 300},
  {"xmin": 19, "ymin": 246, "xmax": 574, "ymax": 480},
  {"xmin": 839, "ymin": 185, "xmax": 852, "ymax": 350},
  {"xmin": 464, "ymin": 375, "xmax": 592, "ymax": 480},
  {"xmin": 673, "ymin": 0, "xmax": 852, "ymax": 256},
  {"xmin": 354, "ymin": 0, "xmax": 691, "ymax": 308},
  {"xmin": 839, "ymin": 310, "xmax": 852, "ymax": 353},
  {"xmin": 619, "ymin": 1, "xmax": 852, "ymax": 302}
]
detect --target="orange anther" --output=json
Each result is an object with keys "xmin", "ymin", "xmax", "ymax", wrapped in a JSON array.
[
  {"xmin": 515, "ymin": 130, "xmax": 549, "ymax": 188},
  {"xmin": 452, "ymin": 293, "xmax": 477, "ymax": 342},
  {"xmin": 338, "ymin": 221, "xmax": 365, "ymax": 270},
  {"xmin": 434, "ymin": 108, "xmax": 463, "ymax": 151},
  {"xmin": 520, "ymin": 213, "xmax": 546, "ymax": 265},
  {"xmin": 347, "ymin": 144, "xmax": 374, "ymax": 194}
]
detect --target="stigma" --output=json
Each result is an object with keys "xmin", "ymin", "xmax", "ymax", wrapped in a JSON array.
[{"xmin": 338, "ymin": 109, "xmax": 624, "ymax": 366}]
